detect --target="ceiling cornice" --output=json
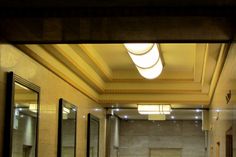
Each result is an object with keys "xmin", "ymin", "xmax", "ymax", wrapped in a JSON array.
[
  {"xmin": 16, "ymin": 44, "xmax": 99, "ymax": 102},
  {"xmin": 15, "ymin": 43, "xmax": 229, "ymax": 107}
]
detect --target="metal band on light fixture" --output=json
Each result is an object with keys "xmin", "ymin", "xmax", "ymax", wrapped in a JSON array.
[
  {"xmin": 124, "ymin": 43, "xmax": 163, "ymax": 79},
  {"xmin": 136, "ymin": 57, "xmax": 163, "ymax": 79},
  {"xmin": 127, "ymin": 44, "xmax": 160, "ymax": 69}
]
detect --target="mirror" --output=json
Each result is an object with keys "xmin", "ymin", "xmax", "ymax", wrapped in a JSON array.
[
  {"xmin": 4, "ymin": 72, "xmax": 40, "ymax": 157},
  {"xmin": 58, "ymin": 98, "xmax": 77, "ymax": 157},
  {"xmin": 87, "ymin": 114, "xmax": 99, "ymax": 157}
]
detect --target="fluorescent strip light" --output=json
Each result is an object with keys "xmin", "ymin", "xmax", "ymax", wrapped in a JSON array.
[{"xmin": 138, "ymin": 105, "xmax": 171, "ymax": 115}]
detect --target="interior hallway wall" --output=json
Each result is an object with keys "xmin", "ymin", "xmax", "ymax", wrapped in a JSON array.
[
  {"xmin": 0, "ymin": 44, "xmax": 106, "ymax": 157},
  {"xmin": 109, "ymin": 116, "xmax": 120, "ymax": 157},
  {"xmin": 208, "ymin": 44, "xmax": 236, "ymax": 157},
  {"xmin": 119, "ymin": 120, "xmax": 205, "ymax": 157}
]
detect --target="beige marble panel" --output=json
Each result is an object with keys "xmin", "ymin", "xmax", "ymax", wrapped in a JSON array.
[
  {"xmin": 120, "ymin": 136, "xmax": 149, "ymax": 148},
  {"xmin": 120, "ymin": 120, "xmax": 150, "ymax": 136},
  {"xmin": 119, "ymin": 147, "xmax": 149, "ymax": 156},
  {"xmin": 208, "ymin": 44, "xmax": 236, "ymax": 157},
  {"xmin": 119, "ymin": 119, "xmax": 205, "ymax": 157},
  {"xmin": 149, "ymin": 121, "xmax": 183, "ymax": 136},
  {"xmin": 182, "ymin": 121, "xmax": 203, "ymax": 136},
  {"xmin": 148, "ymin": 136, "xmax": 183, "ymax": 148},
  {"xmin": 182, "ymin": 136, "xmax": 205, "ymax": 148}
]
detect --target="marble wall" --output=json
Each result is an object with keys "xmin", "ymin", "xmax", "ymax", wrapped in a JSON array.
[
  {"xmin": 109, "ymin": 116, "xmax": 120, "ymax": 157},
  {"xmin": 119, "ymin": 120, "xmax": 206, "ymax": 157},
  {"xmin": 0, "ymin": 44, "xmax": 106, "ymax": 157},
  {"xmin": 208, "ymin": 44, "xmax": 236, "ymax": 157}
]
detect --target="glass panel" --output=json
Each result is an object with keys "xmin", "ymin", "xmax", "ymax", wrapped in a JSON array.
[
  {"xmin": 12, "ymin": 82, "xmax": 38, "ymax": 157},
  {"xmin": 60, "ymin": 101, "xmax": 77, "ymax": 157},
  {"xmin": 90, "ymin": 118, "xmax": 99, "ymax": 157},
  {"xmin": 87, "ymin": 114, "xmax": 99, "ymax": 157}
]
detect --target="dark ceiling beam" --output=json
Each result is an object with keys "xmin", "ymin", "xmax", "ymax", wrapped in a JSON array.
[
  {"xmin": 0, "ymin": 1, "xmax": 236, "ymax": 43},
  {"xmin": 1, "ymin": 0, "xmax": 236, "ymax": 7},
  {"xmin": 0, "ymin": 7, "xmax": 236, "ymax": 17}
]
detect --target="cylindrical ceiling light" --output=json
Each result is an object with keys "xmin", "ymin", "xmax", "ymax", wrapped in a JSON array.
[
  {"xmin": 124, "ymin": 43, "xmax": 163, "ymax": 79},
  {"xmin": 128, "ymin": 44, "xmax": 160, "ymax": 69},
  {"xmin": 136, "ymin": 58, "xmax": 163, "ymax": 79},
  {"xmin": 124, "ymin": 43, "xmax": 154, "ymax": 55}
]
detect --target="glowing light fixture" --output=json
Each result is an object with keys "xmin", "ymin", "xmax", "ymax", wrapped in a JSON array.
[
  {"xmin": 16, "ymin": 82, "xmax": 30, "ymax": 91},
  {"xmin": 137, "ymin": 58, "xmax": 163, "ymax": 79},
  {"xmin": 196, "ymin": 109, "xmax": 200, "ymax": 112},
  {"xmin": 138, "ymin": 105, "xmax": 171, "ymax": 115},
  {"xmin": 63, "ymin": 107, "xmax": 70, "ymax": 114},
  {"xmin": 29, "ymin": 104, "xmax": 37, "ymax": 113},
  {"xmin": 124, "ymin": 43, "xmax": 154, "ymax": 55},
  {"xmin": 124, "ymin": 43, "xmax": 163, "ymax": 79},
  {"xmin": 127, "ymin": 44, "xmax": 160, "ymax": 68}
]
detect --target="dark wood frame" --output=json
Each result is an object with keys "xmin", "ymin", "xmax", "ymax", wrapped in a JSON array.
[
  {"xmin": 87, "ymin": 113, "xmax": 100, "ymax": 157},
  {"xmin": 57, "ymin": 98, "xmax": 77, "ymax": 157},
  {"xmin": 226, "ymin": 126, "xmax": 233, "ymax": 157},
  {"xmin": 4, "ymin": 71, "xmax": 40, "ymax": 157}
]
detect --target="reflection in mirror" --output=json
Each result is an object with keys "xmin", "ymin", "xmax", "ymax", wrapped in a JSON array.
[
  {"xmin": 58, "ymin": 99, "xmax": 77, "ymax": 157},
  {"xmin": 5, "ymin": 72, "xmax": 40, "ymax": 157},
  {"xmin": 87, "ymin": 114, "xmax": 99, "ymax": 157}
]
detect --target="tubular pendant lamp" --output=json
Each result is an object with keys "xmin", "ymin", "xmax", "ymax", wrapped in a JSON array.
[
  {"xmin": 128, "ymin": 44, "xmax": 160, "ymax": 69},
  {"xmin": 124, "ymin": 43, "xmax": 154, "ymax": 55},
  {"xmin": 136, "ymin": 57, "xmax": 163, "ymax": 79}
]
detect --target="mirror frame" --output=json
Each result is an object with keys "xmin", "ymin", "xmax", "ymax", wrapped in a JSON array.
[
  {"xmin": 4, "ymin": 71, "xmax": 40, "ymax": 157},
  {"xmin": 57, "ymin": 98, "xmax": 77, "ymax": 157},
  {"xmin": 87, "ymin": 113, "xmax": 100, "ymax": 157}
]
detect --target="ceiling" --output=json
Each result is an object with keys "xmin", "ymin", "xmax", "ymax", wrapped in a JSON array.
[
  {"xmin": 17, "ymin": 43, "xmax": 228, "ymax": 108},
  {"xmin": 87, "ymin": 44, "xmax": 195, "ymax": 72}
]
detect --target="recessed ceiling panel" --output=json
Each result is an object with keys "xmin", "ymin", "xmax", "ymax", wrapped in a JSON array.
[{"xmin": 87, "ymin": 44, "xmax": 134, "ymax": 71}]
